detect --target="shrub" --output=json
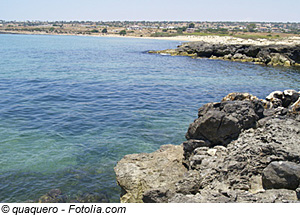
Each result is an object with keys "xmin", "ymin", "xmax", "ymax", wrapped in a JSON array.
[
  {"xmin": 188, "ymin": 23, "xmax": 195, "ymax": 28},
  {"xmin": 119, "ymin": 30, "xmax": 126, "ymax": 36}
]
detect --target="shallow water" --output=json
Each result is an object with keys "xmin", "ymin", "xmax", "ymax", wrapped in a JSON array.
[{"xmin": 0, "ymin": 34, "xmax": 299, "ymax": 202}]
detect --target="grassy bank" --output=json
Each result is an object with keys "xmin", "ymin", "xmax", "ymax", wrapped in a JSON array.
[{"xmin": 151, "ymin": 31, "xmax": 298, "ymax": 40}]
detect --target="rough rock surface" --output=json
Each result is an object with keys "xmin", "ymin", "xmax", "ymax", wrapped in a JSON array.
[
  {"xmin": 38, "ymin": 189, "xmax": 109, "ymax": 203},
  {"xmin": 262, "ymin": 161, "xmax": 300, "ymax": 190},
  {"xmin": 115, "ymin": 90, "xmax": 300, "ymax": 203},
  {"xmin": 185, "ymin": 100, "xmax": 264, "ymax": 146},
  {"xmin": 114, "ymin": 144, "xmax": 187, "ymax": 203},
  {"xmin": 149, "ymin": 42, "xmax": 300, "ymax": 67}
]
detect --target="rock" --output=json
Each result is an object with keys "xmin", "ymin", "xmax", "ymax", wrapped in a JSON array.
[
  {"xmin": 282, "ymin": 89, "xmax": 299, "ymax": 107},
  {"xmin": 115, "ymin": 90, "xmax": 300, "ymax": 203},
  {"xmin": 168, "ymin": 189, "xmax": 298, "ymax": 203},
  {"xmin": 262, "ymin": 161, "xmax": 300, "ymax": 190},
  {"xmin": 182, "ymin": 139, "xmax": 211, "ymax": 168},
  {"xmin": 142, "ymin": 189, "xmax": 171, "ymax": 203},
  {"xmin": 183, "ymin": 109, "xmax": 300, "ymax": 201},
  {"xmin": 207, "ymin": 149, "xmax": 217, "ymax": 156},
  {"xmin": 249, "ymin": 175, "xmax": 264, "ymax": 194},
  {"xmin": 186, "ymin": 100, "xmax": 264, "ymax": 146},
  {"xmin": 114, "ymin": 144, "xmax": 187, "ymax": 203},
  {"xmin": 186, "ymin": 110, "xmax": 240, "ymax": 146},
  {"xmin": 76, "ymin": 192, "xmax": 110, "ymax": 203},
  {"xmin": 237, "ymin": 189, "xmax": 298, "ymax": 203},
  {"xmin": 37, "ymin": 189, "xmax": 109, "ymax": 203},
  {"xmin": 233, "ymin": 53, "xmax": 245, "ymax": 59},
  {"xmin": 291, "ymin": 97, "xmax": 300, "ymax": 112},
  {"xmin": 222, "ymin": 92, "xmax": 260, "ymax": 102},
  {"xmin": 266, "ymin": 90, "xmax": 283, "ymax": 101},
  {"xmin": 38, "ymin": 189, "xmax": 66, "ymax": 203},
  {"xmin": 150, "ymin": 42, "xmax": 300, "ymax": 67},
  {"xmin": 175, "ymin": 171, "xmax": 202, "ymax": 195},
  {"xmin": 296, "ymin": 187, "xmax": 300, "ymax": 200},
  {"xmin": 265, "ymin": 90, "xmax": 300, "ymax": 109},
  {"xmin": 168, "ymin": 193, "xmax": 203, "ymax": 203}
]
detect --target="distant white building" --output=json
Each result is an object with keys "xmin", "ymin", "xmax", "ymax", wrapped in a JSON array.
[
  {"xmin": 167, "ymin": 26, "xmax": 175, "ymax": 29},
  {"xmin": 186, "ymin": 28, "xmax": 195, "ymax": 33},
  {"xmin": 127, "ymin": 25, "xmax": 142, "ymax": 30}
]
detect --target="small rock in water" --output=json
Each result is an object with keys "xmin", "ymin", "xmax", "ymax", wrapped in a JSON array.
[{"xmin": 38, "ymin": 189, "xmax": 66, "ymax": 203}]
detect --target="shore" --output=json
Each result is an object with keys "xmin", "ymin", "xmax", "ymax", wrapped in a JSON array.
[
  {"xmin": 115, "ymin": 90, "xmax": 300, "ymax": 203},
  {"xmin": 2, "ymin": 30, "xmax": 300, "ymax": 45}
]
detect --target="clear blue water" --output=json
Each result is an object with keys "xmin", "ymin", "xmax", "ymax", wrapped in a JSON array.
[{"xmin": 0, "ymin": 34, "xmax": 299, "ymax": 202}]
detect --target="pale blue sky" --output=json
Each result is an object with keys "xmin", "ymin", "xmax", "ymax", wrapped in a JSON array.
[{"xmin": 1, "ymin": 0, "xmax": 299, "ymax": 22}]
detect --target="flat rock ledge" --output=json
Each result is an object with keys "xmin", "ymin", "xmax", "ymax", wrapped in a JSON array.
[
  {"xmin": 114, "ymin": 144, "xmax": 187, "ymax": 203},
  {"xmin": 149, "ymin": 42, "xmax": 300, "ymax": 67},
  {"xmin": 115, "ymin": 89, "xmax": 300, "ymax": 203}
]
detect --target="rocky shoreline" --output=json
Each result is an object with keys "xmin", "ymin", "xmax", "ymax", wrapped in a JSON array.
[
  {"xmin": 115, "ymin": 89, "xmax": 300, "ymax": 203},
  {"xmin": 149, "ymin": 41, "xmax": 300, "ymax": 67}
]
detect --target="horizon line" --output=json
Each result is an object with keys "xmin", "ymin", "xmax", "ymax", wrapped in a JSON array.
[{"xmin": 1, "ymin": 19, "xmax": 300, "ymax": 24}]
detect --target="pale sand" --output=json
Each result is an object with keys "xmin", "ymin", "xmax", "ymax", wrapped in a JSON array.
[
  {"xmin": 3, "ymin": 30, "xmax": 300, "ymax": 46},
  {"xmin": 88, "ymin": 34, "xmax": 300, "ymax": 46}
]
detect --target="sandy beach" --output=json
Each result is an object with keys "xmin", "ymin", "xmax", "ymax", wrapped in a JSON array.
[
  {"xmin": 3, "ymin": 30, "xmax": 300, "ymax": 46},
  {"xmin": 87, "ymin": 34, "xmax": 300, "ymax": 46}
]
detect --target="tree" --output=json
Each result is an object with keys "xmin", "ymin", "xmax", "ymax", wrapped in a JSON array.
[
  {"xmin": 188, "ymin": 23, "xmax": 195, "ymax": 28},
  {"xmin": 102, "ymin": 28, "xmax": 108, "ymax": 33},
  {"xmin": 119, "ymin": 30, "xmax": 126, "ymax": 36},
  {"xmin": 247, "ymin": 23, "xmax": 257, "ymax": 32}
]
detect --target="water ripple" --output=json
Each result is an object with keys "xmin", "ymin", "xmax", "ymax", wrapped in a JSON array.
[{"xmin": 0, "ymin": 34, "xmax": 299, "ymax": 202}]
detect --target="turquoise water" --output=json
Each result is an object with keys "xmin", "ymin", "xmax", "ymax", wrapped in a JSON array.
[{"xmin": 0, "ymin": 34, "xmax": 299, "ymax": 202}]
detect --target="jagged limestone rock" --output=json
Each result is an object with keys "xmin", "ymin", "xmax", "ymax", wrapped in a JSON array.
[
  {"xmin": 115, "ymin": 90, "xmax": 300, "ymax": 203},
  {"xmin": 114, "ymin": 144, "xmax": 187, "ymax": 203},
  {"xmin": 149, "ymin": 42, "xmax": 300, "ymax": 67}
]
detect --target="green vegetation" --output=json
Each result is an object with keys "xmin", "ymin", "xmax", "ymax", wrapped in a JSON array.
[
  {"xmin": 90, "ymin": 29, "xmax": 99, "ymax": 33},
  {"xmin": 232, "ymin": 34, "xmax": 282, "ymax": 40},
  {"xmin": 206, "ymin": 28, "xmax": 229, "ymax": 34},
  {"xmin": 1, "ymin": 20, "xmax": 299, "ymax": 39},
  {"xmin": 247, "ymin": 23, "xmax": 257, "ymax": 32},
  {"xmin": 176, "ymin": 27, "xmax": 187, "ymax": 34},
  {"xmin": 150, "ymin": 32, "xmax": 181, "ymax": 37},
  {"xmin": 188, "ymin": 23, "xmax": 195, "ymax": 28},
  {"xmin": 151, "ymin": 30, "xmax": 284, "ymax": 40},
  {"xmin": 119, "ymin": 30, "xmax": 127, "ymax": 36}
]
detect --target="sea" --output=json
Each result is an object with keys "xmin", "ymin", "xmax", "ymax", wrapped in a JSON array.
[{"xmin": 0, "ymin": 34, "xmax": 299, "ymax": 202}]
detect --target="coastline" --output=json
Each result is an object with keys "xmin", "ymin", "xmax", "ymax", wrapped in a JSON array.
[
  {"xmin": 0, "ymin": 31, "xmax": 189, "ymax": 42},
  {"xmin": 2, "ymin": 30, "xmax": 300, "ymax": 45},
  {"xmin": 115, "ymin": 90, "xmax": 300, "ymax": 203},
  {"xmin": 1, "ymin": 28, "xmax": 300, "ymax": 203}
]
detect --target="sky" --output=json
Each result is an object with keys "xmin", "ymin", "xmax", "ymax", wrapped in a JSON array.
[{"xmin": 0, "ymin": 0, "xmax": 299, "ymax": 22}]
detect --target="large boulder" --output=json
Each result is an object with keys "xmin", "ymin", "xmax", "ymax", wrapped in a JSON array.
[
  {"xmin": 114, "ymin": 145, "xmax": 187, "ymax": 203},
  {"xmin": 186, "ymin": 99, "xmax": 264, "ymax": 146},
  {"xmin": 262, "ymin": 161, "xmax": 300, "ymax": 190}
]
